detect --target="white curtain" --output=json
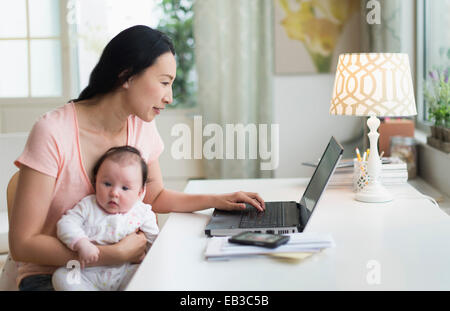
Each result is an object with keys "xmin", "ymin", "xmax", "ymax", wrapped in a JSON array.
[
  {"xmin": 361, "ymin": 0, "xmax": 413, "ymax": 52},
  {"xmin": 193, "ymin": 0, "xmax": 274, "ymax": 179}
]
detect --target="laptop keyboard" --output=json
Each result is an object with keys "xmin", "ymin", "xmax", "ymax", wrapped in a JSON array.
[{"xmin": 239, "ymin": 202, "xmax": 285, "ymax": 228}]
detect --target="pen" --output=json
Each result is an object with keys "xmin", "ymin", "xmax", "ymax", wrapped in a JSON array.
[
  {"xmin": 380, "ymin": 151, "xmax": 384, "ymax": 158},
  {"xmin": 366, "ymin": 148, "xmax": 370, "ymax": 159},
  {"xmin": 362, "ymin": 152, "xmax": 367, "ymax": 162},
  {"xmin": 356, "ymin": 148, "xmax": 362, "ymax": 162}
]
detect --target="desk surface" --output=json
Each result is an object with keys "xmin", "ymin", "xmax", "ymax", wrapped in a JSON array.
[{"xmin": 126, "ymin": 178, "xmax": 450, "ymax": 291}]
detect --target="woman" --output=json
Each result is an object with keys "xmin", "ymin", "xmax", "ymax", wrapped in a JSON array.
[{"xmin": 9, "ymin": 25, "xmax": 265, "ymax": 291}]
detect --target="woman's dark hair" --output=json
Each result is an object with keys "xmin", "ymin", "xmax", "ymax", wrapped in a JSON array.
[
  {"xmin": 73, "ymin": 25, "xmax": 175, "ymax": 102},
  {"xmin": 92, "ymin": 145, "xmax": 148, "ymax": 189}
]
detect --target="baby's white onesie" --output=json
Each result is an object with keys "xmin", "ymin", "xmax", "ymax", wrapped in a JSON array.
[{"xmin": 52, "ymin": 194, "xmax": 159, "ymax": 291}]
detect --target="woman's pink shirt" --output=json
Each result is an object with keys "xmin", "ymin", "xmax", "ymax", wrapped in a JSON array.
[{"xmin": 13, "ymin": 102, "xmax": 164, "ymax": 285}]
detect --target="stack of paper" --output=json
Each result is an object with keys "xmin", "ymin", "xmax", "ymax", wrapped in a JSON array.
[
  {"xmin": 303, "ymin": 157, "xmax": 408, "ymax": 188},
  {"xmin": 204, "ymin": 232, "xmax": 335, "ymax": 261},
  {"xmin": 331, "ymin": 157, "xmax": 408, "ymax": 187}
]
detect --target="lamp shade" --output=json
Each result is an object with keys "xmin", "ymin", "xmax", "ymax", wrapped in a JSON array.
[{"xmin": 330, "ymin": 53, "xmax": 417, "ymax": 117}]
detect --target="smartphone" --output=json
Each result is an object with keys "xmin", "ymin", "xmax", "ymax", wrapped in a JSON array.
[{"xmin": 228, "ymin": 232, "xmax": 290, "ymax": 248}]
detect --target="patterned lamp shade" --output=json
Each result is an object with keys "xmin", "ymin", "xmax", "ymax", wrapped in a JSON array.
[{"xmin": 330, "ymin": 53, "xmax": 417, "ymax": 117}]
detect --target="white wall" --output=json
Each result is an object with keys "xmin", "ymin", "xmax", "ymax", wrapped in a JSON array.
[
  {"xmin": 0, "ymin": 132, "xmax": 28, "ymax": 212},
  {"xmin": 0, "ymin": 103, "xmax": 59, "ymax": 133},
  {"xmin": 156, "ymin": 111, "xmax": 204, "ymax": 191},
  {"xmin": 160, "ymin": 74, "xmax": 364, "ymax": 181},
  {"xmin": 273, "ymin": 74, "xmax": 362, "ymax": 178}
]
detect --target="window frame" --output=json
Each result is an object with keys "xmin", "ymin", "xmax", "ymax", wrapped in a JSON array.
[
  {"xmin": 0, "ymin": 0, "xmax": 198, "ymax": 112},
  {"xmin": 415, "ymin": 0, "xmax": 429, "ymax": 132},
  {"xmin": 415, "ymin": 0, "xmax": 450, "ymax": 132},
  {"xmin": 0, "ymin": 0, "xmax": 74, "ymax": 105}
]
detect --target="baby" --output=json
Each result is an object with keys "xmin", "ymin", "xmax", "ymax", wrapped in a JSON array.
[{"xmin": 52, "ymin": 146, "xmax": 159, "ymax": 291}]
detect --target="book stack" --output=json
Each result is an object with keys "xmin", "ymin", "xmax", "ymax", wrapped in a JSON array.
[{"xmin": 328, "ymin": 157, "xmax": 408, "ymax": 188}]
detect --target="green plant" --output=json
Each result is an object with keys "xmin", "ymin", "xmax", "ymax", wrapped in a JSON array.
[
  {"xmin": 424, "ymin": 67, "xmax": 450, "ymax": 128},
  {"xmin": 156, "ymin": 0, "xmax": 196, "ymax": 108}
]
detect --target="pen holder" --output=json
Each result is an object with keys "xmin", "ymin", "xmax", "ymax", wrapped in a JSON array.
[{"xmin": 353, "ymin": 159, "xmax": 370, "ymax": 192}]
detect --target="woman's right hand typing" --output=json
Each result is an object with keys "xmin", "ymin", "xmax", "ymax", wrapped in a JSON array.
[{"xmin": 117, "ymin": 230, "xmax": 147, "ymax": 264}]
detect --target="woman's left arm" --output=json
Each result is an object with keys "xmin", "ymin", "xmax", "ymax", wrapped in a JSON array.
[{"xmin": 143, "ymin": 160, "xmax": 265, "ymax": 213}]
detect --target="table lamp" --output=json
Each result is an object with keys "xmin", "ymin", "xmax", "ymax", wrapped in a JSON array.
[{"xmin": 330, "ymin": 53, "xmax": 417, "ymax": 203}]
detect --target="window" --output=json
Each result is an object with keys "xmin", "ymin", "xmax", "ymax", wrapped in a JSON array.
[
  {"xmin": 0, "ymin": 0, "xmax": 65, "ymax": 98},
  {"xmin": 417, "ymin": 0, "xmax": 450, "ymax": 127},
  {"xmin": 156, "ymin": 0, "xmax": 196, "ymax": 108},
  {"xmin": 74, "ymin": 0, "xmax": 196, "ymax": 109},
  {"xmin": 0, "ymin": 0, "xmax": 195, "ymax": 107},
  {"xmin": 74, "ymin": 0, "xmax": 161, "ymax": 93}
]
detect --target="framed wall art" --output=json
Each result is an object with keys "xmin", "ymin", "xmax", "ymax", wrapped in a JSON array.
[{"xmin": 274, "ymin": 0, "xmax": 362, "ymax": 74}]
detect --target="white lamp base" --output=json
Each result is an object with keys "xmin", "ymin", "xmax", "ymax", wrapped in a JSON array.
[
  {"xmin": 356, "ymin": 115, "xmax": 393, "ymax": 203},
  {"xmin": 355, "ymin": 182, "xmax": 393, "ymax": 203}
]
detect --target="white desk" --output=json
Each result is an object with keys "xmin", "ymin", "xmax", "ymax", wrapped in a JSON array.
[{"xmin": 126, "ymin": 178, "xmax": 450, "ymax": 291}]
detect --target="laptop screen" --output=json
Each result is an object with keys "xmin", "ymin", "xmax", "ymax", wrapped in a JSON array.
[{"xmin": 299, "ymin": 136, "xmax": 343, "ymax": 228}]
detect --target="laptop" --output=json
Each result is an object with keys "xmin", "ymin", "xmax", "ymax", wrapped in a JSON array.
[{"xmin": 205, "ymin": 136, "xmax": 344, "ymax": 236}]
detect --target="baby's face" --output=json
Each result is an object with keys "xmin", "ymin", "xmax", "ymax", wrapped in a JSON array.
[{"xmin": 95, "ymin": 159, "xmax": 144, "ymax": 214}]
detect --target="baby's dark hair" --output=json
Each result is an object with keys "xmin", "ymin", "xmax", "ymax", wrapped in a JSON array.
[{"xmin": 92, "ymin": 146, "xmax": 148, "ymax": 188}]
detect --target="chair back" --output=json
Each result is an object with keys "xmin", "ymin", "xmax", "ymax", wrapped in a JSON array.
[{"xmin": 0, "ymin": 172, "xmax": 20, "ymax": 291}]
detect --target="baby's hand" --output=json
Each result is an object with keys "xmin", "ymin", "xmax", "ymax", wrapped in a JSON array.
[{"xmin": 74, "ymin": 238, "xmax": 99, "ymax": 268}]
